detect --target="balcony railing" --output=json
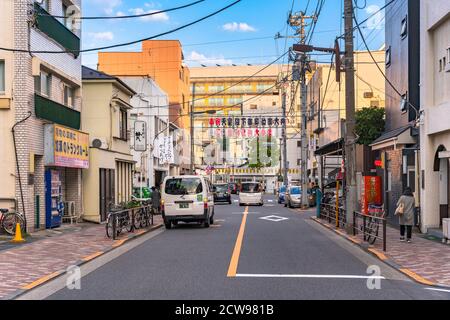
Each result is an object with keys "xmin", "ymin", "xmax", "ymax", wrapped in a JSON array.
[
  {"xmin": 34, "ymin": 3, "xmax": 80, "ymax": 57},
  {"xmin": 35, "ymin": 94, "xmax": 81, "ymax": 130}
]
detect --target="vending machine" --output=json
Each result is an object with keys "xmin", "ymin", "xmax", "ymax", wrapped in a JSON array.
[{"xmin": 45, "ymin": 169, "xmax": 63, "ymax": 228}]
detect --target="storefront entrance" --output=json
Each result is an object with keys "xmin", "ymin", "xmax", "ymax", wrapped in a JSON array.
[{"xmin": 435, "ymin": 145, "xmax": 450, "ymax": 225}]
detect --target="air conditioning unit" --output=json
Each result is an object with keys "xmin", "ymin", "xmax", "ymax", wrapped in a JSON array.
[
  {"xmin": 91, "ymin": 137, "xmax": 109, "ymax": 149},
  {"xmin": 64, "ymin": 201, "xmax": 75, "ymax": 217}
]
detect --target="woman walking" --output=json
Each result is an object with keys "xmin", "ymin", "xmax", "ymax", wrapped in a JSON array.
[{"xmin": 396, "ymin": 188, "xmax": 415, "ymax": 243}]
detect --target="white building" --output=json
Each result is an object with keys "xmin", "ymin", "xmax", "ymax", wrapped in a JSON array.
[
  {"xmin": 419, "ymin": 1, "xmax": 450, "ymax": 233},
  {"xmin": 120, "ymin": 77, "xmax": 172, "ymax": 189}
]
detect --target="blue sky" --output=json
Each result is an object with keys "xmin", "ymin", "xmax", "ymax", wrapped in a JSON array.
[{"xmin": 82, "ymin": 0, "xmax": 386, "ymax": 69}]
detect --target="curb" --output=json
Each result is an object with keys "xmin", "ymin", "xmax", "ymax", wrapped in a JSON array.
[
  {"xmin": 3, "ymin": 223, "xmax": 163, "ymax": 300},
  {"xmin": 310, "ymin": 216, "xmax": 450, "ymax": 290}
]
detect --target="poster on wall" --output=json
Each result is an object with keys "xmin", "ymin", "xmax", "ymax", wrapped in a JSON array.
[{"xmin": 44, "ymin": 124, "xmax": 89, "ymax": 169}]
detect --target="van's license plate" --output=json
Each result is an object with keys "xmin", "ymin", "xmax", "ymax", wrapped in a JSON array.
[{"xmin": 179, "ymin": 203, "xmax": 189, "ymax": 209}]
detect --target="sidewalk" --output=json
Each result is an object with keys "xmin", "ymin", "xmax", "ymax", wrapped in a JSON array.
[
  {"xmin": 0, "ymin": 216, "xmax": 163, "ymax": 300},
  {"xmin": 311, "ymin": 216, "xmax": 450, "ymax": 288}
]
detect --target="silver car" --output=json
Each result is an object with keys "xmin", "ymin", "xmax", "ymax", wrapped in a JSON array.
[{"xmin": 284, "ymin": 186, "xmax": 302, "ymax": 208}]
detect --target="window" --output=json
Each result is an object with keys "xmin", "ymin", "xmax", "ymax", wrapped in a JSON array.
[
  {"xmin": 164, "ymin": 178, "xmax": 203, "ymax": 195},
  {"xmin": 37, "ymin": 0, "xmax": 50, "ymax": 11},
  {"xmin": 35, "ymin": 71, "xmax": 51, "ymax": 97},
  {"xmin": 400, "ymin": 16, "xmax": 408, "ymax": 39},
  {"xmin": 0, "ymin": 60, "xmax": 5, "ymax": 94},
  {"xmin": 118, "ymin": 109, "xmax": 128, "ymax": 140},
  {"xmin": 63, "ymin": 85, "xmax": 74, "ymax": 107},
  {"xmin": 386, "ymin": 46, "xmax": 391, "ymax": 67}
]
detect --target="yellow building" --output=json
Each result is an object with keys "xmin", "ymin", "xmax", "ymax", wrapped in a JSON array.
[
  {"xmin": 81, "ymin": 66, "xmax": 135, "ymax": 223},
  {"xmin": 190, "ymin": 65, "xmax": 284, "ymax": 168},
  {"xmin": 307, "ymin": 50, "xmax": 386, "ymax": 183}
]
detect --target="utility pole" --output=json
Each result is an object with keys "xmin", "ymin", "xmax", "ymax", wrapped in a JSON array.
[
  {"xmin": 190, "ymin": 83, "xmax": 196, "ymax": 174},
  {"xmin": 344, "ymin": 0, "xmax": 357, "ymax": 232},
  {"xmin": 289, "ymin": 11, "xmax": 315, "ymax": 208},
  {"xmin": 300, "ymin": 54, "xmax": 309, "ymax": 208},
  {"xmin": 281, "ymin": 90, "xmax": 288, "ymax": 186}
]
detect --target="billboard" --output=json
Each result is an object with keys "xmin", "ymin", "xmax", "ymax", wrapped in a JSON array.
[{"xmin": 44, "ymin": 124, "xmax": 89, "ymax": 169}]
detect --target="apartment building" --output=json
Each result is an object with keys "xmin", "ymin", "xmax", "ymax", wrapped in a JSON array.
[{"xmin": 0, "ymin": 0, "xmax": 83, "ymax": 231}]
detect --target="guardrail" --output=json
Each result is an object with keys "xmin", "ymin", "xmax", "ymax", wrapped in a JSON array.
[
  {"xmin": 352, "ymin": 211, "xmax": 387, "ymax": 252},
  {"xmin": 320, "ymin": 203, "xmax": 347, "ymax": 229},
  {"xmin": 106, "ymin": 205, "xmax": 154, "ymax": 240}
]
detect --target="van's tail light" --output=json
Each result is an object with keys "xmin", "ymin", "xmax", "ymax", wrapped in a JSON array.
[
  {"xmin": 161, "ymin": 200, "xmax": 165, "ymax": 211},
  {"xmin": 203, "ymin": 198, "xmax": 208, "ymax": 210}
]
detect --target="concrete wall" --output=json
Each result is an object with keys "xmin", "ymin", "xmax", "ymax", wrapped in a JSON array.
[{"xmin": 420, "ymin": 0, "xmax": 450, "ymax": 232}]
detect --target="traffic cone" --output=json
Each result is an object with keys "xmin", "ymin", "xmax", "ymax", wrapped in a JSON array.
[{"xmin": 11, "ymin": 223, "xmax": 25, "ymax": 243}]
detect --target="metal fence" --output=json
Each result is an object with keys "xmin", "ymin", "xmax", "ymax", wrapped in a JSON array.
[
  {"xmin": 106, "ymin": 205, "xmax": 154, "ymax": 240},
  {"xmin": 352, "ymin": 211, "xmax": 387, "ymax": 252},
  {"xmin": 320, "ymin": 203, "xmax": 347, "ymax": 229}
]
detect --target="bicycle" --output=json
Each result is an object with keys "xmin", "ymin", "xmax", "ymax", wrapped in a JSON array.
[
  {"xmin": 364, "ymin": 204, "xmax": 386, "ymax": 245},
  {"xmin": 0, "ymin": 208, "xmax": 25, "ymax": 236}
]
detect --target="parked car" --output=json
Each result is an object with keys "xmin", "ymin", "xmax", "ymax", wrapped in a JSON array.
[
  {"xmin": 161, "ymin": 175, "xmax": 214, "ymax": 229},
  {"xmin": 132, "ymin": 187, "xmax": 151, "ymax": 200},
  {"xmin": 213, "ymin": 184, "xmax": 232, "ymax": 204},
  {"xmin": 228, "ymin": 182, "xmax": 238, "ymax": 194},
  {"xmin": 239, "ymin": 182, "xmax": 263, "ymax": 206},
  {"xmin": 285, "ymin": 186, "xmax": 302, "ymax": 208},
  {"xmin": 277, "ymin": 185, "xmax": 287, "ymax": 204}
]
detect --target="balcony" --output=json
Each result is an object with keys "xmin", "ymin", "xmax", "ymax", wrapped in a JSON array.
[
  {"xmin": 35, "ymin": 94, "xmax": 80, "ymax": 130},
  {"xmin": 34, "ymin": 3, "xmax": 80, "ymax": 57}
]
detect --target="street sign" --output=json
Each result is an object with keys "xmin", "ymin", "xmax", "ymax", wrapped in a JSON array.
[{"xmin": 134, "ymin": 121, "xmax": 147, "ymax": 152}]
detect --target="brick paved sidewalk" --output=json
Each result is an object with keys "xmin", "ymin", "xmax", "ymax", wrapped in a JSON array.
[
  {"xmin": 312, "ymin": 216, "xmax": 450, "ymax": 287},
  {"xmin": 0, "ymin": 216, "xmax": 163, "ymax": 299}
]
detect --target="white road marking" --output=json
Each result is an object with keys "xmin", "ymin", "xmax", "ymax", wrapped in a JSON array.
[
  {"xmin": 232, "ymin": 212, "xmax": 260, "ymax": 215},
  {"xmin": 424, "ymin": 287, "xmax": 450, "ymax": 293},
  {"xmin": 259, "ymin": 215, "xmax": 289, "ymax": 222},
  {"xmin": 267, "ymin": 200, "xmax": 274, "ymax": 203},
  {"xmin": 236, "ymin": 274, "xmax": 385, "ymax": 279}
]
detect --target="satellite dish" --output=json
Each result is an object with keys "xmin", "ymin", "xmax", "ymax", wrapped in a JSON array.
[{"xmin": 92, "ymin": 139, "xmax": 102, "ymax": 148}]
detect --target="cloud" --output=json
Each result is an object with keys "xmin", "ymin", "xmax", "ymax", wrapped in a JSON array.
[
  {"xmin": 128, "ymin": 7, "xmax": 169, "ymax": 22},
  {"xmin": 222, "ymin": 22, "xmax": 257, "ymax": 32},
  {"xmin": 90, "ymin": 0, "xmax": 122, "ymax": 15},
  {"xmin": 187, "ymin": 51, "xmax": 233, "ymax": 66},
  {"xmin": 88, "ymin": 32, "xmax": 114, "ymax": 41}
]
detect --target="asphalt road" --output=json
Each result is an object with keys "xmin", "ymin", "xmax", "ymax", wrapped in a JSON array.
[{"xmin": 39, "ymin": 195, "xmax": 450, "ymax": 300}]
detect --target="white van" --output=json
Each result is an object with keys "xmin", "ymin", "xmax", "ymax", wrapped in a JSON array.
[
  {"xmin": 239, "ymin": 182, "xmax": 264, "ymax": 206},
  {"xmin": 161, "ymin": 175, "xmax": 214, "ymax": 229}
]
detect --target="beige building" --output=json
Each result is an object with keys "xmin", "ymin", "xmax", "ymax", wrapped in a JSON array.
[
  {"xmin": 0, "ymin": 0, "xmax": 83, "ymax": 231},
  {"xmin": 419, "ymin": 1, "xmax": 450, "ymax": 232},
  {"xmin": 190, "ymin": 65, "xmax": 293, "ymax": 191},
  {"xmin": 307, "ymin": 50, "xmax": 385, "ymax": 185},
  {"xmin": 82, "ymin": 67, "xmax": 135, "ymax": 223}
]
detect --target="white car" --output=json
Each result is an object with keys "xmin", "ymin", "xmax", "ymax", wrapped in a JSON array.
[
  {"xmin": 285, "ymin": 186, "xmax": 302, "ymax": 208},
  {"xmin": 239, "ymin": 182, "xmax": 264, "ymax": 206},
  {"xmin": 161, "ymin": 175, "xmax": 214, "ymax": 229}
]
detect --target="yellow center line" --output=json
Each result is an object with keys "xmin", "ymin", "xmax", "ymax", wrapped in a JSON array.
[{"xmin": 227, "ymin": 206, "xmax": 248, "ymax": 278}]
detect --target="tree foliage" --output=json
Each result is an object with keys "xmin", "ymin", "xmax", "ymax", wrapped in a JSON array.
[{"xmin": 355, "ymin": 107, "xmax": 385, "ymax": 145}]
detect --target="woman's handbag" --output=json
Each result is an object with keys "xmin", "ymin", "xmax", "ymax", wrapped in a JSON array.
[{"xmin": 395, "ymin": 202, "xmax": 404, "ymax": 216}]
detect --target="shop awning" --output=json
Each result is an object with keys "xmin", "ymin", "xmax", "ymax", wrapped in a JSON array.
[
  {"xmin": 314, "ymin": 138, "xmax": 344, "ymax": 156},
  {"xmin": 370, "ymin": 125, "xmax": 416, "ymax": 151}
]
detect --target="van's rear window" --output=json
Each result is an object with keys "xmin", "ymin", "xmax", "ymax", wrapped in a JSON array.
[
  {"xmin": 165, "ymin": 178, "xmax": 203, "ymax": 195},
  {"xmin": 241, "ymin": 183, "xmax": 261, "ymax": 193}
]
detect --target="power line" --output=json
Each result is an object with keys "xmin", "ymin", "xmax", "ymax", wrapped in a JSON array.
[
  {"xmin": 0, "ymin": 0, "xmax": 241, "ymax": 54},
  {"xmin": 39, "ymin": 0, "xmax": 205, "ymax": 20}
]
